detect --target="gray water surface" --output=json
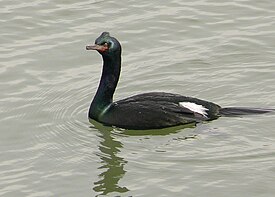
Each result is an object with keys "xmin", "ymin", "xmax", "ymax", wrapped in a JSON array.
[{"xmin": 1, "ymin": 0, "xmax": 275, "ymax": 196}]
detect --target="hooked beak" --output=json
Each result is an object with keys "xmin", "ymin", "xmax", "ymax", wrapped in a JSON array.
[
  {"xmin": 86, "ymin": 44, "xmax": 109, "ymax": 52},
  {"xmin": 86, "ymin": 44, "xmax": 102, "ymax": 50}
]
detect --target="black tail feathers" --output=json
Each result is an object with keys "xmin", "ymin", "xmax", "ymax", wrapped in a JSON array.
[{"xmin": 219, "ymin": 107, "xmax": 275, "ymax": 117}]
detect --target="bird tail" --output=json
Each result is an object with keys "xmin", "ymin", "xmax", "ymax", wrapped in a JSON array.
[{"xmin": 219, "ymin": 107, "xmax": 275, "ymax": 117}]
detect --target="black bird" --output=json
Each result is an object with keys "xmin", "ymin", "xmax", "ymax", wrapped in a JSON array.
[{"xmin": 86, "ymin": 32, "xmax": 274, "ymax": 130}]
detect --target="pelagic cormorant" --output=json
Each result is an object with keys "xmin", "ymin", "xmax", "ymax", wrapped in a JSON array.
[{"xmin": 86, "ymin": 32, "xmax": 274, "ymax": 130}]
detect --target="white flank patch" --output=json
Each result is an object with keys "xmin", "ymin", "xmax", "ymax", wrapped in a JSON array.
[{"xmin": 179, "ymin": 102, "xmax": 209, "ymax": 117}]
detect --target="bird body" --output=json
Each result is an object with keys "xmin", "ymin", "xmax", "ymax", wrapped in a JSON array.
[
  {"xmin": 90, "ymin": 92, "xmax": 221, "ymax": 130},
  {"xmin": 86, "ymin": 32, "xmax": 274, "ymax": 130}
]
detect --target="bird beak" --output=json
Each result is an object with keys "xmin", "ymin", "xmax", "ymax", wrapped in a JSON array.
[
  {"xmin": 86, "ymin": 44, "xmax": 102, "ymax": 50},
  {"xmin": 86, "ymin": 44, "xmax": 109, "ymax": 53}
]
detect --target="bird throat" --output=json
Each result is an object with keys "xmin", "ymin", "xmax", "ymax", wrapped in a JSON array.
[{"xmin": 89, "ymin": 54, "xmax": 121, "ymax": 120}]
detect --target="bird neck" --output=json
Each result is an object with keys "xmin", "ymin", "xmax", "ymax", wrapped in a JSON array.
[{"xmin": 90, "ymin": 54, "xmax": 121, "ymax": 119}]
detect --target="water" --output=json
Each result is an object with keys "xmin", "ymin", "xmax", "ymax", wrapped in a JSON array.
[{"xmin": 1, "ymin": 0, "xmax": 275, "ymax": 196}]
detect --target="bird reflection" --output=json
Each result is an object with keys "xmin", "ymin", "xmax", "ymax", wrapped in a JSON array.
[
  {"xmin": 91, "ymin": 119, "xmax": 197, "ymax": 196},
  {"xmin": 92, "ymin": 120, "xmax": 129, "ymax": 196}
]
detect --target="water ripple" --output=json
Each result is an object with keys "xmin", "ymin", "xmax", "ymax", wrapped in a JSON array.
[{"xmin": 1, "ymin": 0, "xmax": 275, "ymax": 196}]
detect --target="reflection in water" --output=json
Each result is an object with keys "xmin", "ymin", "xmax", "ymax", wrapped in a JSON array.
[
  {"xmin": 120, "ymin": 123, "xmax": 196, "ymax": 136},
  {"xmin": 92, "ymin": 121, "xmax": 129, "ymax": 196},
  {"xmin": 91, "ymin": 120, "xmax": 197, "ymax": 196}
]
